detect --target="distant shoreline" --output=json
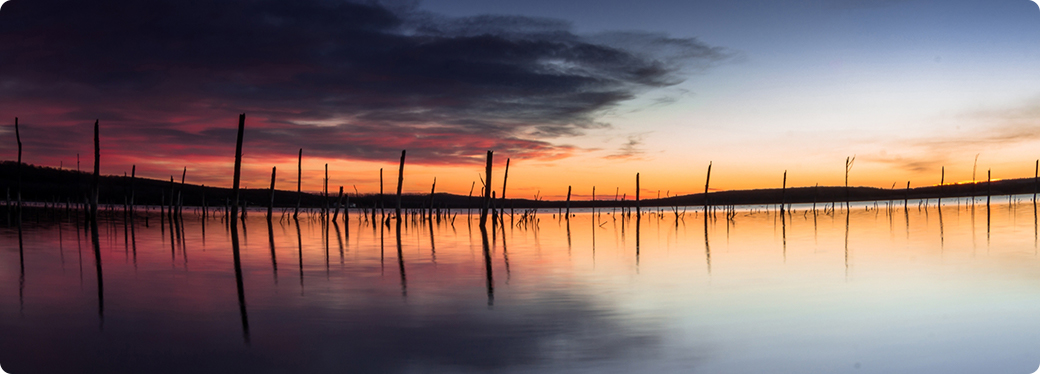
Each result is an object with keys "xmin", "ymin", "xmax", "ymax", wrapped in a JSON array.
[{"xmin": 2, "ymin": 160, "xmax": 1036, "ymax": 210}]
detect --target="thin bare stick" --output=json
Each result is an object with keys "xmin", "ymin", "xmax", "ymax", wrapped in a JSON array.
[{"xmin": 230, "ymin": 114, "xmax": 246, "ymax": 222}]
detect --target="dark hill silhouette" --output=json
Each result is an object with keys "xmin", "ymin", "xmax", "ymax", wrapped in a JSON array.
[{"xmin": 0, "ymin": 161, "xmax": 1036, "ymax": 210}]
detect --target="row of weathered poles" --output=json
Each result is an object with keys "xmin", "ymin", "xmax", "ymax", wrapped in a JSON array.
[{"xmin": 6, "ymin": 116, "xmax": 1038, "ymax": 227}]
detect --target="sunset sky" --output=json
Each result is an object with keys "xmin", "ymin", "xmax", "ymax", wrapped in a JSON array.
[{"xmin": 2, "ymin": 0, "xmax": 1040, "ymax": 200}]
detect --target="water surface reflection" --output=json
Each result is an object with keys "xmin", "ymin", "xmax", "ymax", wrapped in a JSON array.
[{"xmin": 3, "ymin": 198, "xmax": 1040, "ymax": 373}]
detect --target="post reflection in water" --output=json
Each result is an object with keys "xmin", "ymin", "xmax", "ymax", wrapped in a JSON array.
[
  {"xmin": 396, "ymin": 219, "xmax": 407, "ymax": 298},
  {"xmin": 90, "ymin": 218, "xmax": 104, "ymax": 329},
  {"xmin": 268, "ymin": 217, "xmax": 278, "ymax": 284},
  {"xmin": 635, "ymin": 212, "xmax": 640, "ymax": 270},
  {"xmin": 428, "ymin": 215, "xmax": 436, "ymax": 265},
  {"xmin": 501, "ymin": 221, "xmax": 511, "ymax": 283},
  {"xmin": 480, "ymin": 224, "xmax": 493, "ymax": 307},
  {"xmin": 703, "ymin": 210, "xmax": 711, "ymax": 275},
  {"xmin": 18, "ymin": 223, "xmax": 24, "ymax": 315},
  {"xmin": 334, "ymin": 220, "xmax": 344, "ymax": 264},
  {"xmin": 939, "ymin": 204, "xmax": 945, "ymax": 254},
  {"xmin": 295, "ymin": 217, "xmax": 304, "ymax": 294},
  {"xmin": 230, "ymin": 217, "xmax": 250, "ymax": 345},
  {"xmin": 781, "ymin": 209, "xmax": 787, "ymax": 262},
  {"xmin": 8, "ymin": 203, "xmax": 1040, "ymax": 373}
]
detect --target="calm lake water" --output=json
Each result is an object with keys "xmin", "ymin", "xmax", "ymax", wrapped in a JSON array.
[{"xmin": 4, "ymin": 198, "xmax": 1040, "ymax": 373}]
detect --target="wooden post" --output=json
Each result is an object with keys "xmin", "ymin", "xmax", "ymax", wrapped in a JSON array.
[
  {"xmin": 905, "ymin": 181, "xmax": 910, "ymax": 210},
  {"xmin": 396, "ymin": 150, "xmax": 406, "ymax": 221},
  {"xmin": 14, "ymin": 117, "xmax": 22, "ymax": 224},
  {"xmin": 939, "ymin": 166, "xmax": 944, "ymax": 207},
  {"xmin": 268, "ymin": 166, "xmax": 277, "ymax": 219},
  {"xmin": 781, "ymin": 170, "xmax": 787, "ymax": 215},
  {"xmin": 168, "ymin": 177, "xmax": 175, "ymax": 222},
  {"xmin": 324, "ymin": 163, "xmax": 329, "ymax": 218},
  {"xmin": 379, "ymin": 168, "xmax": 384, "ymax": 217},
  {"xmin": 333, "ymin": 186, "xmax": 343, "ymax": 221},
  {"xmin": 501, "ymin": 158, "xmax": 510, "ymax": 216},
  {"xmin": 565, "ymin": 185, "xmax": 572, "ymax": 218},
  {"xmin": 480, "ymin": 150, "xmax": 493, "ymax": 227},
  {"xmin": 468, "ymin": 181, "xmax": 475, "ymax": 217},
  {"xmin": 987, "ymin": 169, "xmax": 992, "ymax": 208},
  {"xmin": 845, "ymin": 156, "xmax": 855, "ymax": 212},
  {"xmin": 294, "ymin": 148, "xmax": 302, "ymax": 219},
  {"xmin": 972, "ymin": 154, "xmax": 979, "ymax": 205},
  {"xmin": 704, "ymin": 162, "xmax": 711, "ymax": 215},
  {"xmin": 230, "ymin": 114, "xmax": 246, "ymax": 222},
  {"xmin": 129, "ymin": 165, "xmax": 136, "ymax": 217},
  {"xmin": 428, "ymin": 177, "xmax": 437, "ymax": 221},
  {"xmin": 91, "ymin": 120, "xmax": 100, "ymax": 221},
  {"xmin": 635, "ymin": 173, "xmax": 640, "ymax": 216},
  {"xmin": 178, "ymin": 167, "xmax": 186, "ymax": 218}
]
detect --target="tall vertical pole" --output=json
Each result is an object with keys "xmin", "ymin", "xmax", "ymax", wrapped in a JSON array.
[
  {"xmin": 380, "ymin": 168, "xmax": 384, "ymax": 217},
  {"xmin": 230, "ymin": 114, "xmax": 246, "ymax": 222},
  {"xmin": 987, "ymin": 169, "xmax": 992, "ymax": 209},
  {"xmin": 635, "ymin": 173, "xmax": 640, "ymax": 217},
  {"xmin": 501, "ymin": 158, "xmax": 510, "ymax": 217},
  {"xmin": 14, "ymin": 117, "xmax": 22, "ymax": 224},
  {"xmin": 91, "ymin": 120, "xmax": 100, "ymax": 221},
  {"xmin": 704, "ymin": 162, "xmax": 712, "ymax": 215},
  {"xmin": 396, "ymin": 150, "xmax": 406, "ymax": 221},
  {"xmin": 939, "ymin": 166, "xmax": 944, "ymax": 207},
  {"xmin": 294, "ymin": 149, "xmax": 302, "ymax": 219},
  {"xmin": 268, "ymin": 167, "xmax": 277, "ymax": 219},
  {"xmin": 129, "ymin": 165, "xmax": 136, "ymax": 217},
  {"xmin": 480, "ymin": 150, "xmax": 493, "ymax": 227},
  {"xmin": 565, "ymin": 186, "xmax": 572, "ymax": 218}
]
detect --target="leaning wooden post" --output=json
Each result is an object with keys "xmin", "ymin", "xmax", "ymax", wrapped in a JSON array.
[
  {"xmin": 14, "ymin": 117, "xmax": 22, "ymax": 224},
  {"xmin": 987, "ymin": 169, "xmax": 992, "ymax": 209},
  {"xmin": 905, "ymin": 181, "xmax": 910, "ymax": 210},
  {"xmin": 396, "ymin": 150, "xmax": 406, "ymax": 221},
  {"xmin": 592, "ymin": 186, "xmax": 596, "ymax": 217},
  {"xmin": 845, "ymin": 156, "xmax": 855, "ymax": 212},
  {"xmin": 635, "ymin": 173, "xmax": 640, "ymax": 217},
  {"xmin": 468, "ymin": 181, "xmax": 475, "ymax": 217},
  {"xmin": 565, "ymin": 185, "xmax": 572, "ymax": 218},
  {"xmin": 230, "ymin": 114, "xmax": 246, "ymax": 222},
  {"xmin": 379, "ymin": 168, "xmax": 384, "ymax": 217},
  {"xmin": 129, "ymin": 165, "xmax": 136, "ymax": 217},
  {"xmin": 781, "ymin": 170, "xmax": 787, "ymax": 215},
  {"xmin": 704, "ymin": 162, "xmax": 712, "ymax": 216},
  {"xmin": 201, "ymin": 185, "xmax": 207, "ymax": 219},
  {"xmin": 427, "ymin": 177, "xmax": 436, "ymax": 221},
  {"xmin": 267, "ymin": 166, "xmax": 277, "ymax": 219},
  {"xmin": 479, "ymin": 150, "xmax": 493, "ymax": 227},
  {"xmin": 168, "ymin": 177, "xmax": 176, "ymax": 222},
  {"xmin": 324, "ymin": 163, "xmax": 329, "ymax": 218},
  {"xmin": 91, "ymin": 120, "xmax": 100, "ymax": 221},
  {"xmin": 939, "ymin": 166, "xmax": 944, "ymax": 207},
  {"xmin": 293, "ymin": 148, "xmax": 302, "ymax": 219},
  {"xmin": 972, "ymin": 154, "xmax": 979, "ymax": 206},
  {"xmin": 178, "ymin": 167, "xmax": 186, "ymax": 218},
  {"xmin": 501, "ymin": 158, "xmax": 510, "ymax": 217},
  {"xmin": 333, "ymin": 186, "xmax": 343, "ymax": 221}
]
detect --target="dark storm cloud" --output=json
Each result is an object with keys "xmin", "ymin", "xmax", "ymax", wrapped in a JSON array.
[{"xmin": 0, "ymin": 0, "xmax": 727, "ymax": 164}]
